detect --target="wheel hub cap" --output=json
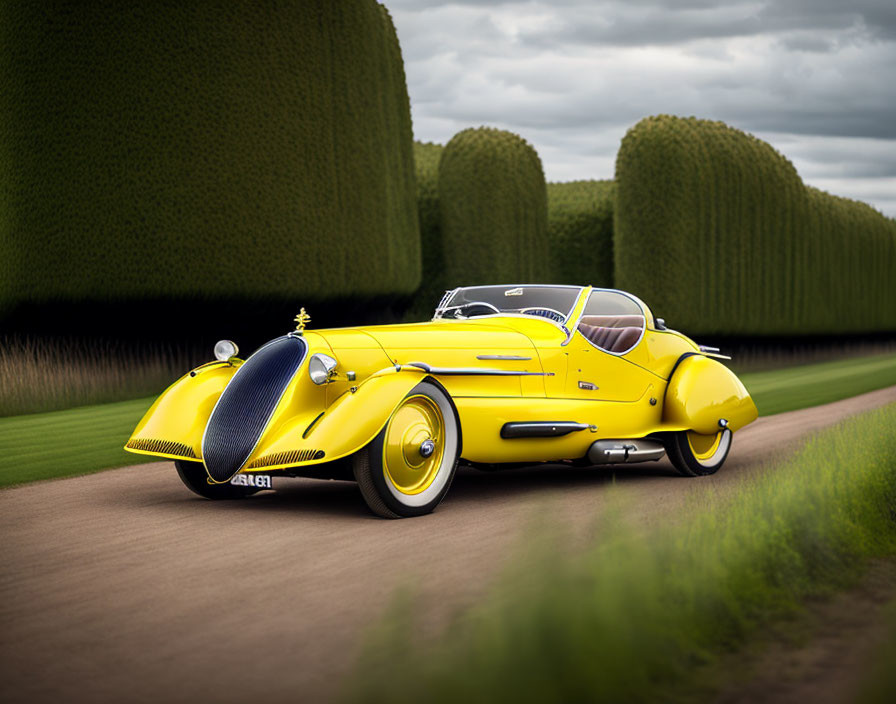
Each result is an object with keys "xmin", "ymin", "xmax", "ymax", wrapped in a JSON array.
[
  {"xmin": 418, "ymin": 439, "xmax": 435, "ymax": 458},
  {"xmin": 687, "ymin": 430, "xmax": 723, "ymax": 460},
  {"xmin": 382, "ymin": 395, "xmax": 445, "ymax": 495}
]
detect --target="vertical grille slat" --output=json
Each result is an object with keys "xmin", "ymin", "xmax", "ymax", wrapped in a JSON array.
[
  {"xmin": 126, "ymin": 438, "xmax": 197, "ymax": 458},
  {"xmin": 201, "ymin": 336, "xmax": 307, "ymax": 482},
  {"xmin": 246, "ymin": 448, "xmax": 322, "ymax": 469}
]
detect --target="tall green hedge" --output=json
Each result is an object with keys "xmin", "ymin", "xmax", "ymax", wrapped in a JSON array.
[
  {"xmin": 546, "ymin": 180, "xmax": 615, "ymax": 287},
  {"xmin": 615, "ymin": 115, "xmax": 896, "ymax": 335},
  {"xmin": 437, "ymin": 127, "xmax": 549, "ymax": 287},
  {"xmin": 0, "ymin": 0, "xmax": 419, "ymax": 317},
  {"xmin": 409, "ymin": 141, "xmax": 446, "ymax": 315}
]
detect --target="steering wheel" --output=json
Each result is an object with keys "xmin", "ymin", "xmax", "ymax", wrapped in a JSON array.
[
  {"xmin": 444, "ymin": 301, "xmax": 501, "ymax": 318},
  {"xmin": 520, "ymin": 306, "xmax": 566, "ymax": 323}
]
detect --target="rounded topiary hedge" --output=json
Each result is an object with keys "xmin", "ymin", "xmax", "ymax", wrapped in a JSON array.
[
  {"xmin": 406, "ymin": 141, "xmax": 447, "ymax": 318},
  {"xmin": 414, "ymin": 142, "xmax": 444, "ymax": 250},
  {"xmin": 615, "ymin": 115, "xmax": 896, "ymax": 335},
  {"xmin": 0, "ymin": 0, "xmax": 419, "ymax": 319},
  {"xmin": 547, "ymin": 180, "xmax": 615, "ymax": 288},
  {"xmin": 437, "ymin": 127, "xmax": 549, "ymax": 287}
]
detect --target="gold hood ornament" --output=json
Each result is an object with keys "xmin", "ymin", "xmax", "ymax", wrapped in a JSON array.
[{"xmin": 293, "ymin": 307, "xmax": 311, "ymax": 334}]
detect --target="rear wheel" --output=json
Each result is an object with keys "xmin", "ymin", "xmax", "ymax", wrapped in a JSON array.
[
  {"xmin": 353, "ymin": 381, "xmax": 459, "ymax": 518},
  {"xmin": 174, "ymin": 459, "xmax": 259, "ymax": 499},
  {"xmin": 665, "ymin": 429, "xmax": 732, "ymax": 477}
]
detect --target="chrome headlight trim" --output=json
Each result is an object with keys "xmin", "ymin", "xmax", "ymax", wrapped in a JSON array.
[
  {"xmin": 213, "ymin": 339, "xmax": 239, "ymax": 362},
  {"xmin": 308, "ymin": 353, "xmax": 338, "ymax": 385}
]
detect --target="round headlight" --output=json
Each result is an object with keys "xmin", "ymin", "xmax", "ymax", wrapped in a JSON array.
[
  {"xmin": 214, "ymin": 339, "xmax": 239, "ymax": 362},
  {"xmin": 309, "ymin": 353, "xmax": 338, "ymax": 384}
]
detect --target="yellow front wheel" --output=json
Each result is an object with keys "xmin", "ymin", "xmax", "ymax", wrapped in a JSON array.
[
  {"xmin": 353, "ymin": 381, "xmax": 460, "ymax": 518},
  {"xmin": 665, "ymin": 429, "xmax": 732, "ymax": 477}
]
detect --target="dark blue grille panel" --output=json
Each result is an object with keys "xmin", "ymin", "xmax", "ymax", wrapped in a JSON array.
[{"xmin": 202, "ymin": 335, "xmax": 307, "ymax": 482}]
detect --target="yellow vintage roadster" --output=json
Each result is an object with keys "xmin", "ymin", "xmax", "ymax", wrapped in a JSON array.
[{"xmin": 125, "ymin": 285, "xmax": 757, "ymax": 518}]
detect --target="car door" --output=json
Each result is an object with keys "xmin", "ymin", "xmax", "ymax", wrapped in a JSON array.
[
  {"xmin": 565, "ymin": 290, "xmax": 654, "ymax": 403},
  {"xmin": 564, "ymin": 334, "xmax": 652, "ymax": 402}
]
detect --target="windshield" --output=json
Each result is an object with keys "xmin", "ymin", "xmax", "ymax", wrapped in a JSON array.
[{"xmin": 434, "ymin": 285, "xmax": 582, "ymax": 325}]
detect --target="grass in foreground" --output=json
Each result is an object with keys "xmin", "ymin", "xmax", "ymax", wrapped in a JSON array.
[
  {"xmin": 740, "ymin": 352, "xmax": 896, "ymax": 415},
  {"xmin": 0, "ymin": 397, "xmax": 155, "ymax": 488},
  {"xmin": 346, "ymin": 403, "xmax": 896, "ymax": 703}
]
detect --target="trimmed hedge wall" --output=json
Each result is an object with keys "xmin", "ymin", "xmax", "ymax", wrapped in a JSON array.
[
  {"xmin": 615, "ymin": 115, "xmax": 896, "ymax": 335},
  {"xmin": 411, "ymin": 141, "xmax": 445, "ymax": 315},
  {"xmin": 438, "ymin": 127, "xmax": 549, "ymax": 287},
  {"xmin": 546, "ymin": 180, "xmax": 615, "ymax": 288},
  {"xmin": 0, "ymin": 0, "xmax": 419, "ymax": 317}
]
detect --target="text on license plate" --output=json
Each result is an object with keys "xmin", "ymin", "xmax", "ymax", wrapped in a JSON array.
[{"xmin": 230, "ymin": 474, "xmax": 272, "ymax": 489}]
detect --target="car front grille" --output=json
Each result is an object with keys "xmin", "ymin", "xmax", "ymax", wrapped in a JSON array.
[{"xmin": 201, "ymin": 335, "xmax": 307, "ymax": 483}]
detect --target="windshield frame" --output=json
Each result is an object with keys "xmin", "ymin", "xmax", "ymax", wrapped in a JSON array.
[{"xmin": 433, "ymin": 284, "xmax": 585, "ymax": 330}]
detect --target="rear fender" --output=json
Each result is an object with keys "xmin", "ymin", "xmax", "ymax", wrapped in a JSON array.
[
  {"xmin": 242, "ymin": 368, "xmax": 433, "ymax": 471},
  {"xmin": 663, "ymin": 355, "xmax": 758, "ymax": 434}
]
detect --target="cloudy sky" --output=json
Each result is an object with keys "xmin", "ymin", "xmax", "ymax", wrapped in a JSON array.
[{"xmin": 387, "ymin": 0, "xmax": 896, "ymax": 217}]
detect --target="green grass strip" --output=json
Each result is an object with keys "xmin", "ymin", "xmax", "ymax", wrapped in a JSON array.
[
  {"xmin": 0, "ymin": 397, "xmax": 155, "ymax": 488},
  {"xmin": 740, "ymin": 352, "xmax": 896, "ymax": 415},
  {"xmin": 346, "ymin": 403, "xmax": 896, "ymax": 703}
]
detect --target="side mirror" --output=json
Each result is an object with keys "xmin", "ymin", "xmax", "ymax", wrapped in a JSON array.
[{"xmin": 655, "ymin": 318, "xmax": 667, "ymax": 330}]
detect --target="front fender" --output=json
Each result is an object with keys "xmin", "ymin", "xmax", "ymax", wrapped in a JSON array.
[
  {"xmin": 663, "ymin": 355, "xmax": 758, "ymax": 434},
  {"xmin": 125, "ymin": 362, "xmax": 239, "ymax": 460},
  {"xmin": 242, "ymin": 368, "xmax": 430, "ymax": 471}
]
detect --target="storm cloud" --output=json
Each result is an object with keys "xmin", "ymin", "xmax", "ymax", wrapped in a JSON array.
[{"xmin": 386, "ymin": 0, "xmax": 896, "ymax": 215}]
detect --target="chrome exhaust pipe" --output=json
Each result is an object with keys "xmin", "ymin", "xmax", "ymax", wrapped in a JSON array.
[{"xmin": 588, "ymin": 439, "xmax": 665, "ymax": 465}]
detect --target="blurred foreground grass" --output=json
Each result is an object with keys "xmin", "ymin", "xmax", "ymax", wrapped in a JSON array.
[
  {"xmin": 741, "ymin": 352, "xmax": 896, "ymax": 415},
  {"xmin": 346, "ymin": 403, "xmax": 896, "ymax": 703}
]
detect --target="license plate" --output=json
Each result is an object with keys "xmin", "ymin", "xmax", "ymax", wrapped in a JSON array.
[{"xmin": 230, "ymin": 474, "xmax": 272, "ymax": 489}]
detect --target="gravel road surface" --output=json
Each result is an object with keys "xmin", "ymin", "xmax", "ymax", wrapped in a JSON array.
[{"xmin": 2, "ymin": 386, "xmax": 895, "ymax": 704}]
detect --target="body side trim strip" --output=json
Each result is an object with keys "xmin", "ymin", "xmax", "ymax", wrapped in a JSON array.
[
  {"xmin": 501, "ymin": 421, "xmax": 590, "ymax": 439},
  {"xmin": 405, "ymin": 361, "xmax": 552, "ymax": 377},
  {"xmin": 476, "ymin": 354, "xmax": 532, "ymax": 361}
]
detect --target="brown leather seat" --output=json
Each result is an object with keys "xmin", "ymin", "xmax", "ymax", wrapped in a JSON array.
[
  {"xmin": 579, "ymin": 315, "xmax": 645, "ymax": 329},
  {"xmin": 577, "ymin": 324, "xmax": 642, "ymax": 353}
]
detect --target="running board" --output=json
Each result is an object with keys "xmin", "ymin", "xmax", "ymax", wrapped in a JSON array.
[
  {"xmin": 588, "ymin": 439, "xmax": 666, "ymax": 464},
  {"xmin": 501, "ymin": 422, "xmax": 590, "ymax": 439}
]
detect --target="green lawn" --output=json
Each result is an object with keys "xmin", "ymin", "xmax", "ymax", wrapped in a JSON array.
[
  {"xmin": 1, "ymin": 352, "xmax": 894, "ymax": 489},
  {"xmin": 0, "ymin": 397, "xmax": 154, "ymax": 488},
  {"xmin": 740, "ymin": 352, "xmax": 896, "ymax": 416}
]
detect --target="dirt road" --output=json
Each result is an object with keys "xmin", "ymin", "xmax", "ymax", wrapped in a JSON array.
[
  {"xmin": 715, "ymin": 562, "xmax": 896, "ymax": 704},
  {"xmin": 2, "ymin": 386, "xmax": 895, "ymax": 704}
]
